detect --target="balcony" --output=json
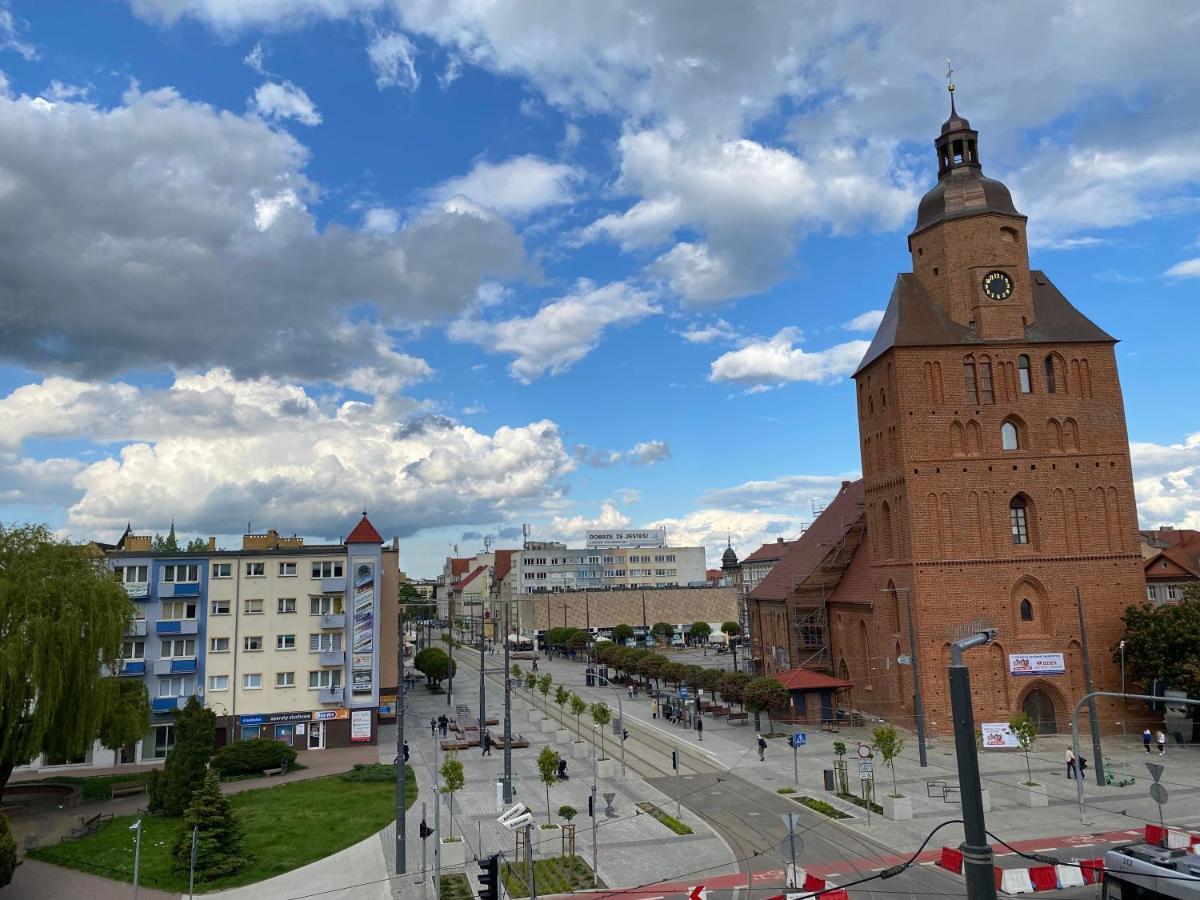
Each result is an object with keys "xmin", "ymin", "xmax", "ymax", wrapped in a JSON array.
[
  {"xmin": 151, "ymin": 696, "xmax": 185, "ymax": 714},
  {"xmin": 319, "ymin": 686, "xmax": 344, "ymax": 704},
  {"xmin": 153, "ymin": 658, "xmax": 197, "ymax": 675},
  {"xmin": 163, "ymin": 582, "xmax": 200, "ymax": 598},
  {"xmin": 122, "ymin": 582, "xmax": 150, "ymax": 600},
  {"xmin": 119, "ymin": 661, "xmax": 147, "ymax": 677},
  {"xmin": 319, "ymin": 649, "xmax": 345, "ymax": 667},
  {"xmin": 319, "ymin": 613, "xmax": 345, "ymax": 629},
  {"xmin": 320, "ymin": 577, "xmax": 345, "ymax": 594},
  {"xmin": 128, "ymin": 619, "xmax": 148, "ymax": 637},
  {"xmin": 155, "ymin": 619, "xmax": 198, "ymax": 635}
]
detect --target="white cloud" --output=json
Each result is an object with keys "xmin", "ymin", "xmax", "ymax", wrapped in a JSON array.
[
  {"xmin": 1164, "ymin": 258, "xmax": 1200, "ymax": 279},
  {"xmin": 700, "ymin": 473, "xmax": 858, "ymax": 511},
  {"xmin": 362, "ymin": 207, "xmax": 400, "ymax": 234},
  {"xmin": 549, "ymin": 502, "xmax": 632, "ymax": 544},
  {"xmin": 0, "ymin": 87, "xmax": 525, "ymax": 382},
  {"xmin": 843, "ymin": 309, "xmax": 885, "ymax": 332},
  {"xmin": 252, "ymin": 80, "xmax": 322, "ymax": 125},
  {"xmin": 128, "ymin": 0, "xmax": 385, "ymax": 29},
  {"xmin": 680, "ymin": 319, "xmax": 739, "ymax": 345},
  {"xmin": 615, "ymin": 488, "xmax": 640, "ymax": 505},
  {"xmin": 627, "ymin": 440, "xmax": 670, "ymax": 466},
  {"xmin": 646, "ymin": 508, "xmax": 811, "ymax": 567},
  {"xmin": 448, "ymin": 280, "xmax": 658, "ymax": 383},
  {"xmin": 0, "ymin": 370, "xmax": 575, "ymax": 540},
  {"xmin": 434, "ymin": 155, "xmax": 581, "ymax": 217},
  {"xmin": 243, "ymin": 41, "xmax": 267, "ymax": 73},
  {"xmin": 709, "ymin": 328, "xmax": 868, "ymax": 388},
  {"xmin": 1131, "ymin": 432, "xmax": 1200, "ymax": 530},
  {"xmin": 0, "ymin": 4, "xmax": 36, "ymax": 60},
  {"xmin": 368, "ymin": 30, "xmax": 419, "ymax": 92}
]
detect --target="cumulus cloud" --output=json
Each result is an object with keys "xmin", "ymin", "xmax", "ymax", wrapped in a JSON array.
[
  {"xmin": 433, "ymin": 155, "xmax": 581, "ymax": 217},
  {"xmin": 583, "ymin": 130, "xmax": 915, "ymax": 305},
  {"xmin": 252, "ymin": 80, "xmax": 321, "ymax": 125},
  {"xmin": 0, "ymin": 86, "xmax": 525, "ymax": 382},
  {"xmin": 680, "ymin": 319, "xmax": 739, "ymax": 345},
  {"xmin": 0, "ymin": 370, "xmax": 576, "ymax": 540},
  {"xmin": 367, "ymin": 30, "xmax": 419, "ymax": 92},
  {"xmin": 572, "ymin": 445, "xmax": 622, "ymax": 468},
  {"xmin": 709, "ymin": 328, "xmax": 868, "ymax": 388},
  {"xmin": 448, "ymin": 280, "xmax": 659, "ymax": 383},
  {"xmin": 1131, "ymin": 432, "xmax": 1200, "ymax": 530},
  {"xmin": 1164, "ymin": 258, "xmax": 1200, "ymax": 279},
  {"xmin": 627, "ymin": 440, "xmax": 670, "ymax": 466},
  {"xmin": 549, "ymin": 501, "xmax": 632, "ymax": 544},
  {"xmin": 645, "ymin": 508, "xmax": 811, "ymax": 565},
  {"xmin": 843, "ymin": 310, "xmax": 885, "ymax": 332},
  {"xmin": 700, "ymin": 474, "xmax": 858, "ymax": 511}
]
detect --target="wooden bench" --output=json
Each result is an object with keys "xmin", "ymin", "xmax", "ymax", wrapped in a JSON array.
[
  {"xmin": 440, "ymin": 740, "xmax": 472, "ymax": 751},
  {"xmin": 262, "ymin": 765, "xmax": 287, "ymax": 777},
  {"xmin": 726, "ymin": 712, "xmax": 748, "ymax": 725},
  {"xmin": 109, "ymin": 781, "xmax": 147, "ymax": 799},
  {"xmin": 68, "ymin": 812, "xmax": 111, "ymax": 839},
  {"xmin": 820, "ymin": 720, "xmax": 840, "ymax": 733}
]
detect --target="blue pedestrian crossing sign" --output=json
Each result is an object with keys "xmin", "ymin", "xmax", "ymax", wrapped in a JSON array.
[
  {"xmin": 678, "ymin": 687, "xmax": 688, "ymax": 699},
  {"xmin": 791, "ymin": 732, "xmax": 806, "ymax": 748}
]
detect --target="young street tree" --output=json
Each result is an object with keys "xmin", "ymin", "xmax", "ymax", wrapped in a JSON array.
[
  {"xmin": 441, "ymin": 753, "xmax": 465, "ymax": 839},
  {"xmin": 1009, "ymin": 712, "xmax": 1038, "ymax": 786},
  {"xmin": 720, "ymin": 621, "xmax": 741, "ymax": 639},
  {"xmin": 872, "ymin": 723, "xmax": 906, "ymax": 798},
  {"xmin": 590, "ymin": 703, "xmax": 612, "ymax": 758},
  {"xmin": 536, "ymin": 746, "xmax": 559, "ymax": 826},
  {"xmin": 650, "ymin": 622, "xmax": 673, "ymax": 645},
  {"xmin": 570, "ymin": 694, "xmax": 587, "ymax": 733},
  {"xmin": 0, "ymin": 524, "xmax": 136, "ymax": 795},
  {"xmin": 172, "ymin": 769, "xmax": 248, "ymax": 880},
  {"xmin": 554, "ymin": 686, "xmax": 571, "ymax": 725}
]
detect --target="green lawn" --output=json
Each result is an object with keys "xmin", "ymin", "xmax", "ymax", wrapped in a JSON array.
[{"xmin": 31, "ymin": 766, "xmax": 417, "ymax": 893}]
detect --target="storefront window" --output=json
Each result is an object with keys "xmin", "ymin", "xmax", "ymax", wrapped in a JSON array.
[
  {"xmin": 274, "ymin": 724, "xmax": 293, "ymax": 744},
  {"xmin": 241, "ymin": 725, "xmax": 262, "ymax": 741}
]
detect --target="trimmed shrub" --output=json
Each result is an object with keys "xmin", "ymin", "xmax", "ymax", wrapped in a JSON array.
[{"xmin": 211, "ymin": 738, "xmax": 298, "ymax": 777}]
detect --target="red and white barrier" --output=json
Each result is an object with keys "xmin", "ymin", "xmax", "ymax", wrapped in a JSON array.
[
  {"xmin": 776, "ymin": 867, "xmax": 846, "ymax": 899},
  {"xmin": 937, "ymin": 847, "xmax": 1104, "ymax": 895},
  {"xmin": 1145, "ymin": 824, "xmax": 1200, "ymax": 849}
]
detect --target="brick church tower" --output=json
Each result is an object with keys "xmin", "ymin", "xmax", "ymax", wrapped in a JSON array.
[{"xmin": 850, "ymin": 88, "xmax": 1145, "ymax": 734}]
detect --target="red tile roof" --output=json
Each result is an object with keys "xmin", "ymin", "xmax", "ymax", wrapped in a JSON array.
[
  {"xmin": 748, "ymin": 480, "xmax": 865, "ymax": 602},
  {"xmin": 773, "ymin": 668, "xmax": 853, "ymax": 692},
  {"xmin": 828, "ymin": 538, "xmax": 873, "ymax": 606},
  {"xmin": 450, "ymin": 558, "xmax": 471, "ymax": 578},
  {"xmin": 454, "ymin": 565, "xmax": 487, "ymax": 594},
  {"xmin": 493, "ymin": 549, "xmax": 516, "ymax": 582},
  {"xmin": 742, "ymin": 538, "xmax": 800, "ymax": 564},
  {"xmin": 345, "ymin": 514, "xmax": 384, "ymax": 545},
  {"xmin": 1144, "ymin": 531, "xmax": 1200, "ymax": 581}
]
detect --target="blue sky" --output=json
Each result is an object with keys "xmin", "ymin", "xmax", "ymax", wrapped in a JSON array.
[{"xmin": 0, "ymin": 1, "xmax": 1198, "ymax": 577}]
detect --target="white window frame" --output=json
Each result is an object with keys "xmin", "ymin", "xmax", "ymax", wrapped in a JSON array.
[
  {"xmin": 243, "ymin": 673, "xmax": 263, "ymax": 690},
  {"xmin": 210, "ymin": 637, "xmax": 230, "ymax": 653},
  {"xmin": 211, "ymin": 563, "xmax": 232, "ymax": 578},
  {"xmin": 277, "ymin": 634, "xmax": 296, "ymax": 651},
  {"xmin": 276, "ymin": 671, "xmax": 296, "ymax": 688},
  {"xmin": 208, "ymin": 675, "xmax": 229, "ymax": 692},
  {"xmin": 244, "ymin": 598, "xmax": 264, "ymax": 615},
  {"xmin": 163, "ymin": 564, "xmax": 199, "ymax": 583},
  {"xmin": 309, "ymin": 633, "xmax": 342, "ymax": 652},
  {"xmin": 279, "ymin": 562, "xmax": 297, "ymax": 577},
  {"xmin": 210, "ymin": 599, "xmax": 230, "ymax": 616},
  {"xmin": 246, "ymin": 562, "xmax": 265, "ymax": 577},
  {"xmin": 119, "ymin": 565, "xmax": 148, "ymax": 583},
  {"xmin": 243, "ymin": 636, "xmax": 263, "ymax": 652},
  {"xmin": 309, "ymin": 596, "xmax": 344, "ymax": 615},
  {"xmin": 158, "ymin": 676, "xmax": 193, "ymax": 698},
  {"xmin": 311, "ymin": 561, "xmax": 344, "ymax": 579},
  {"xmin": 161, "ymin": 638, "xmax": 196, "ymax": 658},
  {"xmin": 277, "ymin": 597, "xmax": 297, "ymax": 614},
  {"xmin": 121, "ymin": 639, "xmax": 145, "ymax": 661},
  {"xmin": 308, "ymin": 669, "xmax": 342, "ymax": 689},
  {"xmin": 161, "ymin": 600, "xmax": 197, "ymax": 620}
]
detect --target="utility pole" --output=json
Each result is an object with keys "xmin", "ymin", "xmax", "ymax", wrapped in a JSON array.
[
  {"xmin": 948, "ymin": 629, "xmax": 998, "ymax": 900},
  {"xmin": 1075, "ymin": 586, "xmax": 1105, "ymax": 788},
  {"xmin": 591, "ymin": 726, "xmax": 599, "ymax": 887},
  {"xmin": 903, "ymin": 588, "xmax": 928, "ymax": 768},
  {"xmin": 131, "ymin": 818, "xmax": 143, "ymax": 900},
  {"xmin": 560, "ymin": 602, "xmax": 568, "ymax": 628},
  {"xmin": 433, "ymin": 726, "xmax": 442, "ymax": 900},
  {"xmin": 447, "ymin": 595, "xmax": 454, "ymax": 707},
  {"xmin": 396, "ymin": 603, "xmax": 407, "ymax": 874},
  {"xmin": 479, "ymin": 574, "xmax": 489, "ymax": 731},
  {"xmin": 503, "ymin": 596, "xmax": 513, "ymax": 804}
]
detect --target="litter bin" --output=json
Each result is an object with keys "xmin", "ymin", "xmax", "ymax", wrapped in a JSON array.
[{"xmin": 823, "ymin": 768, "xmax": 835, "ymax": 792}]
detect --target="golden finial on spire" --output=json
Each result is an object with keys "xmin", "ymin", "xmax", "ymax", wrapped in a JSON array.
[{"xmin": 946, "ymin": 58, "xmax": 957, "ymax": 115}]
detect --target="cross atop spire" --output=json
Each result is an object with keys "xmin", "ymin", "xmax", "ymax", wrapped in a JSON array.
[{"xmin": 946, "ymin": 58, "xmax": 956, "ymax": 116}]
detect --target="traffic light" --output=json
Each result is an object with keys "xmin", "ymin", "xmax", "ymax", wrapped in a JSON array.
[
  {"xmin": 418, "ymin": 820, "xmax": 432, "ymax": 840},
  {"xmin": 587, "ymin": 793, "xmax": 594, "ymax": 818},
  {"xmin": 671, "ymin": 750, "xmax": 679, "ymax": 771},
  {"xmin": 478, "ymin": 854, "xmax": 500, "ymax": 900}
]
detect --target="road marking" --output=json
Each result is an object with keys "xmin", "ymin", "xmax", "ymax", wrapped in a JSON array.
[
  {"xmin": 1074, "ymin": 843, "xmax": 1094, "ymax": 848},
  {"xmin": 1033, "ymin": 848, "xmax": 1056, "ymax": 852}
]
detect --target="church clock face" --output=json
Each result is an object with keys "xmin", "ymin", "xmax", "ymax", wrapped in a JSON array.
[{"xmin": 982, "ymin": 270, "xmax": 1013, "ymax": 300}]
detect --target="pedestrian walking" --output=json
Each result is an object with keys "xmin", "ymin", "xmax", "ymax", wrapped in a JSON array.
[
  {"xmin": 439, "ymin": 715, "xmax": 449, "ymax": 737},
  {"xmin": 403, "ymin": 741, "xmax": 410, "ymax": 763},
  {"xmin": 1079, "ymin": 755, "xmax": 1088, "ymax": 778},
  {"xmin": 651, "ymin": 699, "xmax": 659, "ymax": 720},
  {"xmin": 431, "ymin": 717, "xmax": 438, "ymax": 737},
  {"xmin": 482, "ymin": 731, "xmax": 493, "ymax": 756},
  {"xmin": 1156, "ymin": 730, "xmax": 1166, "ymax": 755},
  {"xmin": 1143, "ymin": 728, "xmax": 1152, "ymax": 753},
  {"xmin": 628, "ymin": 684, "xmax": 634, "ymax": 700},
  {"xmin": 532, "ymin": 658, "xmax": 539, "ymax": 672},
  {"xmin": 695, "ymin": 717, "xmax": 704, "ymax": 742},
  {"xmin": 1065, "ymin": 748, "xmax": 1076, "ymax": 779},
  {"xmin": 757, "ymin": 733, "xmax": 767, "ymax": 762}
]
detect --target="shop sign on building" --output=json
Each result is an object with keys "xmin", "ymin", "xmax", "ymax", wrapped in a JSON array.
[
  {"xmin": 351, "ymin": 560, "xmax": 375, "ymax": 694},
  {"xmin": 350, "ymin": 709, "xmax": 372, "ymax": 742}
]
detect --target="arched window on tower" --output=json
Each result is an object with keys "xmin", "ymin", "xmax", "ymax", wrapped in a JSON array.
[
  {"xmin": 1019, "ymin": 599, "xmax": 1034, "ymax": 621},
  {"xmin": 1018, "ymin": 355, "xmax": 1032, "ymax": 394},
  {"xmin": 879, "ymin": 501, "xmax": 894, "ymax": 560},
  {"xmin": 1001, "ymin": 421, "xmax": 1020, "ymax": 451},
  {"xmin": 1010, "ymin": 496, "xmax": 1030, "ymax": 545},
  {"xmin": 964, "ymin": 356, "xmax": 978, "ymax": 404},
  {"xmin": 977, "ymin": 356, "xmax": 995, "ymax": 404}
]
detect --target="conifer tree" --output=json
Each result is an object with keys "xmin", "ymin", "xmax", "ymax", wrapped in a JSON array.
[
  {"xmin": 150, "ymin": 696, "xmax": 214, "ymax": 816},
  {"xmin": 172, "ymin": 769, "xmax": 247, "ymax": 880}
]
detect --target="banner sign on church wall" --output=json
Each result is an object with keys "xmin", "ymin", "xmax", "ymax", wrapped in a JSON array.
[{"xmin": 1008, "ymin": 652, "xmax": 1066, "ymax": 676}]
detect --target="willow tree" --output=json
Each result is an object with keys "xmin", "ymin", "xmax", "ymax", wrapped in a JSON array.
[{"xmin": 0, "ymin": 524, "xmax": 135, "ymax": 794}]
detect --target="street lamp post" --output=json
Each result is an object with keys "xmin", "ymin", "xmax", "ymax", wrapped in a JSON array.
[
  {"xmin": 591, "ymin": 725, "xmax": 599, "ymax": 887},
  {"xmin": 1119, "ymin": 640, "xmax": 1126, "ymax": 738},
  {"xmin": 593, "ymin": 673, "xmax": 625, "ymax": 777},
  {"xmin": 503, "ymin": 597, "xmax": 513, "ymax": 804},
  {"xmin": 131, "ymin": 819, "xmax": 143, "ymax": 900}
]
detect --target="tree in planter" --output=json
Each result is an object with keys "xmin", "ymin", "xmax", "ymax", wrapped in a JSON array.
[
  {"xmin": 172, "ymin": 769, "xmax": 248, "ymax": 880},
  {"xmin": 558, "ymin": 805, "xmax": 577, "ymax": 823},
  {"xmin": 537, "ymin": 746, "xmax": 560, "ymax": 826},
  {"xmin": 611, "ymin": 624, "xmax": 634, "ymax": 646},
  {"xmin": 1008, "ymin": 712, "xmax": 1038, "ymax": 786},
  {"xmin": 590, "ymin": 703, "xmax": 612, "ymax": 759},
  {"xmin": 570, "ymin": 694, "xmax": 587, "ymax": 734},
  {"xmin": 149, "ymin": 695, "xmax": 215, "ymax": 816},
  {"xmin": 0, "ymin": 811, "xmax": 16, "ymax": 889},
  {"xmin": 512, "ymin": 663, "xmax": 522, "ymax": 678},
  {"xmin": 415, "ymin": 647, "xmax": 455, "ymax": 691},
  {"xmin": 440, "ymin": 753, "xmax": 465, "ymax": 839},
  {"xmin": 554, "ymin": 686, "xmax": 571, "ymax": 725},
  {"xmin": 0, "ymin": 524, "xmax": 135, "ymax": 796},
  {"xmin": 832, "ymin": 741, "xmax": 849, "ymax": 793},
  {"xmin": 538, "ymin": 673, "xmax": 553, "ymax": 704},
  {"xmin": 872, "ymin": 724, "xmax": 906, "ymax": 798},
  {"xmin": 743, "ymin": 677, "xmax": 789, "ymax": 733},
  {"xmin": 690, "ymin": 621, "xmax": 712, "ymax": 647},
  {"xmin": 650, "ymin": 622, "xmax": 673, "ymax": 646},
  {"xmin": 524, "ymin": 671, "xmax": 538, "ymax": 691}
]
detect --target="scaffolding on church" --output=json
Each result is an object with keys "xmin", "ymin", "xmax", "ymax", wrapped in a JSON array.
[{"xmin": 790, "ymin": 516, "xmax": 866, "ymax": 672}]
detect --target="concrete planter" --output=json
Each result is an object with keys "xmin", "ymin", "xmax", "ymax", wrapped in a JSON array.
[
  {"xmin": 536, "ymin": 824, "xmax": 562, "ymax": 856},
  {"xmin": 980, "ymin": 789, "xmax": 991, "ymax": 812},
  {"xmin": 555, "ymin": 729, "xmax": 571, "ymax": 745},
  {"xmin": 440, "ymin": 837, "xmax": 465, "ymax": 868},
  {"xmin": 540, "ymin": 718, "xmax": 558, "ymax": 733},
  {"xmin": 571, "ymin": 740, "xmax": 590, "ymax": 760},
  {"xmin": 596, "ymin": 758, "xmax": 617, "ymax": 780},
  {"xmin": 527, "ymin": 709, "xmax": 542, "ymax": 724},
  {"xmin": 1014, "ymin": 784, "xmax": 1047, "ymax": 808},
  {"xmin": 881, "ymin": 794, "xmax": 912, "ymax": 821}
]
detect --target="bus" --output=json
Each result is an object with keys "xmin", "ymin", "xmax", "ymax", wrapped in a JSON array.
[{"xmin": 1102, "ymin": 843, "xmax": 1200, "ymax": 899}]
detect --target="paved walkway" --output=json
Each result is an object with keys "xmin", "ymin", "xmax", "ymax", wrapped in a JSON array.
[{"xmin": 520, "ymin": 650, "xmax": 1200, "ymax": 853}]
